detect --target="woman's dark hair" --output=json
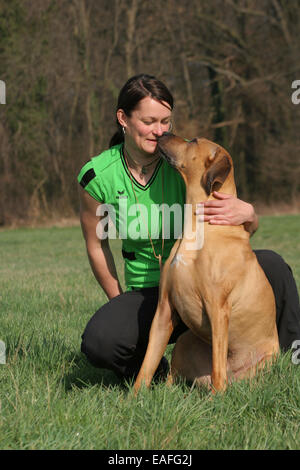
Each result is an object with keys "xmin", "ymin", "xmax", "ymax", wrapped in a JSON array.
[{"xmin": 109, "ymin": 74, "xmax": 174, "ymax": 148}]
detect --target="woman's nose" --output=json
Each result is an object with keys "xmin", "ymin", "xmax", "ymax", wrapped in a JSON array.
[{"xmin": 153, "ymin": 123, "xmax": 164, "ymax": 136}]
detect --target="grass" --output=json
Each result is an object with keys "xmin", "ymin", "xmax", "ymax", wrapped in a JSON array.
[{"xmin": 0, "ymin": 215, "xmax": 300, "ymax": 450}]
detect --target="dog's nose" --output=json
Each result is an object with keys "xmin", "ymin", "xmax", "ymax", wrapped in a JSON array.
[{"xmin": 157, "ymin": 131, "xmax": 173, "ymax": 141}]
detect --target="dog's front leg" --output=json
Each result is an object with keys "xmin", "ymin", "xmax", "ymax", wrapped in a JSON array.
[
  {"xmin": 134, "ymin": 295, "xmax": 174, "ymax": 394},
  {"xmin": 207, "ymin": 302, "xmax": 230, "ymax": 393}
]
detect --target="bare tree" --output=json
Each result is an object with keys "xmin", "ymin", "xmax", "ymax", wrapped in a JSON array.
[{"xmin": 0, "ymin": 0, "xmax": 299, "ymax": 224}]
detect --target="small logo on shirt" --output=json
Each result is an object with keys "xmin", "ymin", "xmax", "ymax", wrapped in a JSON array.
[{"xmin": 116, "ymin": 190, "xmax": 128, "ymax": 199}]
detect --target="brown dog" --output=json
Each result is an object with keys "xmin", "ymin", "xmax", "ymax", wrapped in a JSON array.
[{"xmin": 134, "ymin": 134, "xmax": 279, "ymax": 393}]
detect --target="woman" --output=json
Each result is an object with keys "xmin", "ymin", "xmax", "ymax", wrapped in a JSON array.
[{"xmin": 78, "ymin": 74, "xmax": 300, "ymax": 381}]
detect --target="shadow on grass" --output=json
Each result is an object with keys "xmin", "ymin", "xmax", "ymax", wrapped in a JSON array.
[
  {"xmin": 66, "ymin": 348, "xmax": 296, "ymax": 396},
  {"xmin": 63, "ymin": 352, "xmax": 128, "ymax": 392},
  {"xmin": 62, "ymin": 352, "xmax": 208, "ymax": 398},
  {"xmin": 4, "ymin": 331, "xmax": 127, "ymax": 391},
  {"xmin": 6, "ymin": 331, "xmax": 293, "ymax": 400}
]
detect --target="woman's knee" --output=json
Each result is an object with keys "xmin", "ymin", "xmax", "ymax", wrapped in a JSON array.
[
  {"xmin": 80, "ymin": 297, "xmax": 140, "ymax": 372},
  {"xmin": 81, "ymin": 322, "xmax": 115, "ymax": 368},
  {"xmin": 80, "ymin": 289, "xmax": 158, "ymax": 374},
  {"xmin": 81, "ymin": 322, "xmax": 139, "ymax": 376},
  {"xmin": 80, "ymin": 303, "xmax": 121, "ymax": 368}
]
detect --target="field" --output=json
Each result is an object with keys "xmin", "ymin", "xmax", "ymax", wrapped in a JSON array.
[{"xmin": 0, "ymin": 215, "xmax": 300, "ymax": 450}]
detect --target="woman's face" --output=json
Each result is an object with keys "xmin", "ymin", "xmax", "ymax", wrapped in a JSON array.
[{"xmin": 118, "ymin": 96, "xmax": 172, "ymax": 155}]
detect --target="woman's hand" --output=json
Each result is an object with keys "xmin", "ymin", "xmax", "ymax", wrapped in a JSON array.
[{"xmin": 197, "ymin": 191, "xmax": 258, "ymax": 235}]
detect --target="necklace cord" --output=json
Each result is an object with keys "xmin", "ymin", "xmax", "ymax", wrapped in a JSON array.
[{"xmin": 125, "ymin": 146, "xmax": 160, "ymax": 175}]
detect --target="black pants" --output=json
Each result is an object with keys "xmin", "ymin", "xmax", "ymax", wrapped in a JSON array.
[{"xmin": 81, "ymin": 250, "xmax": 300, "ymax": 378}]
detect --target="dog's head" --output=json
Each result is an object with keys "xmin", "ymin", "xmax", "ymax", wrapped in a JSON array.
[{"xmin": 157, "ymin": 133, "xmax": 234, "ymax": 196}]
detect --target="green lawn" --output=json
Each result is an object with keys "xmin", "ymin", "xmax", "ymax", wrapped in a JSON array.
[{"xmin": 0, "ymin": 215, "xmax": 299, "ymax": 450}]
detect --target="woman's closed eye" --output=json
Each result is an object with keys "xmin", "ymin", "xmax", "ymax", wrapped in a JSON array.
[{"xmin": 142, "ymin": 119, "xmax": 170, "ymax": 126}]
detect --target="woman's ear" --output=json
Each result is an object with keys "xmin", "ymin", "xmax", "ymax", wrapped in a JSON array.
[
  {"xmin": 201, "ymin": 148, "xmax": 232, "ymax": 196},
  {"xmin": 116, "ymin": 109, "xmax": 127, "ymax": 129}
]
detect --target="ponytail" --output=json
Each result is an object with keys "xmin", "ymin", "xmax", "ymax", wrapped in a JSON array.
[{"xmin": 109, "ymin": 122, "xmax": 124, "ymax": 148}]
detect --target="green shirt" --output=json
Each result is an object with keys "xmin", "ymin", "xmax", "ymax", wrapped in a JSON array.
[{"xmin": 78, "ymin": 144, "xmax": 186, "ymax": 289}]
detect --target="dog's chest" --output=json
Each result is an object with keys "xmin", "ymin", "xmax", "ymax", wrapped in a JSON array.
[{"xmin": 168, "ymin": 257, "xmax": 211, "ymax": 339}]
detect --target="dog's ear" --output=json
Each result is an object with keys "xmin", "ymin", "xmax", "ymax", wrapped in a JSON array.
[{"xmin": 201, "ymin": 148, "xmax": 231, "ymax": 196}]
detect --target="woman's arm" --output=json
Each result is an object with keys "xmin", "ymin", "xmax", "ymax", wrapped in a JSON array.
[
  {"xmin": 79, "ymin": 186, "xmax": 123, "ymax": 299},
  {"xmin": 202, "ymin": 191, "xmax": 259, "ymax": 236}
]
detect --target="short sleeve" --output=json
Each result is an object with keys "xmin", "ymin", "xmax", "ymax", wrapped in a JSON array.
[{"xmin": 77, "ymin": 160, "xmax": 104, "ymax": 202}]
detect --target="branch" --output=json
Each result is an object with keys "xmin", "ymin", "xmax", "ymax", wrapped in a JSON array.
[
  {"xmin": 209, "ymin": 118, "xmax": 245, "ymax": 128},
  {"xmin": 271, "ymin": 0, "xmax": 293, "ymax": 47}
]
